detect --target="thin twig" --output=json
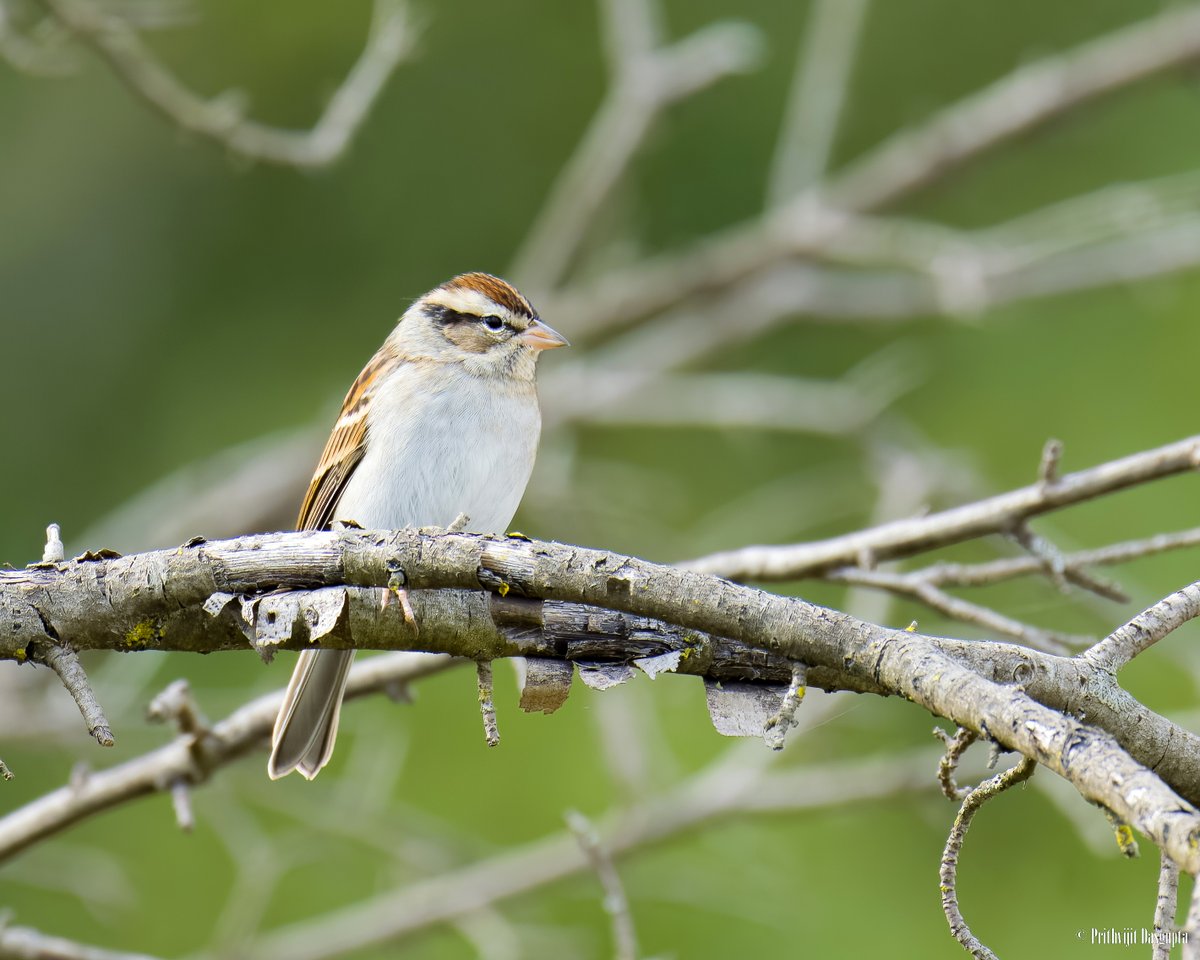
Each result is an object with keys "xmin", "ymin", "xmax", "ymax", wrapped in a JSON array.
[
  {"xmin": 35, "ymin": 0, "xmax": 417, "ymax": 168},
  {"xmin": 934, "ymin": 727, "xmax": 978, "ymax": 801},
  {"xmin": 1085, "ymin": 580, "xmax": 1200, "ymax": 673},
  {"xmin": 566, "ymin": 810, "xmax": 639, "ymax": 960},
  {"xmin": 0, "ymin": 2, "xmax": 75, "ymax": 75},
  {"xmin": 170, "ymin": 780, "xmax": 194, "ymax": 833},
  {"xmin": 1184, "ymin": 876, "xmax": 1200, "ymax": 960},
  {"xmin": 246, "ymin": 750, "xmax": 950, "ymax": 960},
  {"xmin": 545, "ymin": 365, "xmax": 917, "ymax": 435},
  {"xmin": 766, "ymin": 0, "xmax": 869, "ymax": 200},
  {"xmin": 0, "ymin": 923, "xmax": 164, "ymax": 960},
  {"xmin": 32, "ymin": 641, "xmax": 114, "ymax": 747},
  {"xmin": 1038, "ymin": 438, "xmax": 1063, "ymax": 486},
  {"xmin": 510, "ymin": 0, "xmax": 759, "ymax": 289},
  {"xmin": 824, "ymin": 566, "xmax": 1083, "ymax": 653},
  {"xmin": 914, "ymin": 527, "xmax": 1200, "ymax": 589},
  {"xmin": 476, "ymin": 661, "xmax": 500, "ymax": 747},
  {"xmin": 1153, "ymin": 849, "xmax": 1180, "ymax": 960},
  {"xmin": 0, "ymin": 652, "xmax": 455, "ymax": 863},
  {"xmin": 826, "ymin": 4, "xmax": 1200, "ymax": 211},
  {"xmin": 940, "ymin": 758, "xmax": 1036, "ymax": 959},
  {"xmin": 42, "ymin": 523, "xmax": 64, "ymax": 563},
  {"xmin": 762, "ymin": 661, "xmax": 807, "ymax": 750},
  {"xmin": 684, "ymin": 435, "xmax": 1200, "ymax": 580},
  {"xmin": 1007, "ymin": 520, "xmax": 1128, "ymax": 602},
  {"xmin": 146, "ymin": 679, "xmax": 208, "ymax": 735}
]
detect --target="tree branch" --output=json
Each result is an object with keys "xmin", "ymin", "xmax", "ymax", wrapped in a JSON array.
[
  {"xmin": 4, "ymin": 516, "xmax": 1200, "ymax": 871},
  {"xmin": 825, "ymin": 4, "xmax": 1200, "ymax": 211},
  {"xmin": 510, "ymin": 0, "xmax": 760, "ymax": 290},
  {"xmin": 245, "ymin": 748, "xmax": 950, "ymax": 960},
  {"xmin": 939, "ymin": 757, "xmax": 1036, "ymax": 960},
  {"xmin": 34, "ymin": 0, "xmax": 416, "ymax": 168},
  {"xmin": 0, "ymin": 653, "xmax": 453, "ymax": 863},
  {"xmin": 684, "ymin": 435, "xmax": 1200, "ymax": 580},
  {"xmin": 0, "ymin": 923, "xmax": 164, "ymax": 960}
]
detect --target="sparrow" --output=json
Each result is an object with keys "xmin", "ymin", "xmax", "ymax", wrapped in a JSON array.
[{"xmin": 268, "ymin": 272, "xmax": 568, "ymax": 780}]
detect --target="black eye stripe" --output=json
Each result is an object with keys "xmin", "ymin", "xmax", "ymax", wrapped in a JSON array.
[
  {"xmin": 423, "ymin": 305, "xmax": 512, "ymax": 332},
  {"xmin": 424, "ymin": 305, "xmax": 474, "ymax": 326}
]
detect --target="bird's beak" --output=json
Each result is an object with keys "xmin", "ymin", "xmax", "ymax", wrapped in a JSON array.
[{"xmin": 520, "ymin": 319, "xmax": 570, "ymax": 351}]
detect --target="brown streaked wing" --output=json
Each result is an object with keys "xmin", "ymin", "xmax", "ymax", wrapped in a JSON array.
[{"xmin": 296, "ymin": 346, "xmax": 398, "ymax": 531}]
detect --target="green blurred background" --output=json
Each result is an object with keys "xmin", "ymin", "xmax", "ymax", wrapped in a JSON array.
[{"xmin": 3, "ymin": 0, "xmax": 1200, "ymax": 956}]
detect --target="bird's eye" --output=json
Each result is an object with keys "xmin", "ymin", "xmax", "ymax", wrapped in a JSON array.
[{"xmin": 481, "ymin": 315, "xmax": 505, "ymax": 332}]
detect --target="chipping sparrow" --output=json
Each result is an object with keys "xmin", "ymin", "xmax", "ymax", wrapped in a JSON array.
[{"xmin": 268, "ymin": 272, "xmax": 568, "ymax": 780}]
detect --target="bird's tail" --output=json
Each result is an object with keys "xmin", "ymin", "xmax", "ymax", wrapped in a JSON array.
[{"xmin": 268, "ymin": 649, "xmax": 355, "ymax": 780}]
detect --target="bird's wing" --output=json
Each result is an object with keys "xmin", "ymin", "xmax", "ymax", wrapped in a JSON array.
[{"xmin": 297, "ymin": 346, "xmax": 399, "ymax": 531}]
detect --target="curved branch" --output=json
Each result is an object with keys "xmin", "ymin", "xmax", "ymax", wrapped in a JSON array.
[
  {"xmin": 3, "ymin": 522, "xmax": 1200, "ymax": 871},
  {"xmin": 35, "ymin": 0, "xmax": 417, "ymax": 168}
]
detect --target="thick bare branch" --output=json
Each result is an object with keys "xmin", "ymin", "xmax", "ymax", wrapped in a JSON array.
[{"xmin": 3, "ymin": 523, "xmax": 1199, "ymax": 870}]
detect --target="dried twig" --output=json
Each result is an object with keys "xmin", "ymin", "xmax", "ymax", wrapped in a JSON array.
[
  {"xmin": 1006, "ymin": 520, "xmax": 1127, "ymax": 602},
  {"xmin": 826, "ymin": 4, "xmax": 1200, "ymax": 211},
  {"xmin": 0, "ymin": 922, "xmax": 164, "ymax": 960},
  {"xmin": 1153, "ymin": 850, "xmax": 1180, "ymax": 960},
  {"xmin": 246, "ymin": 750, "xmax": 949, "ymax": 960},
  {"xmin": 31, "ymin": 641, "xmax": 113, "ymax": 747},
  {"xmin": 42, "ymin": 523, "xmax": 64, "ymax": 563},
  {"xmin": 766, "ymin": 0, "xmax": 870, "ymax": 200},
  {"xmin": 1084, "ymin": 580, "xmax": 1200, "ymax": 673},
  {"xmin": 0, "ymin": 652, "xmax": 454, "ymax": 863},
  {"xmin": 510, "ymin": 0, "xmax": 760, "ymax": 290},
  {"xmin": 762, "ymin": 661, "xmax": 807, "ymax": 750},
  {"xmin": 910, "ymin": 527, "xmax": 1200, "ymax": 590},
  {"xmin": 1038, "ymin": 438, "xmax": 1063, "ymax": 486},
  {"xmin": 475, "ymin": 660, "xmax": 500, "ymax": 748},
  {"xmin": 0, "ymin": 2, "xmax": 75, "ymax": 75},
  {"xmin": 1184, "ymin": 876, "xmax": 1200, "ymax": 960},
  {"xmin": 940, "ymin": 758, "xmax": 1036, "ymax": 960},
  {"xmin": 34, "ymin": 0, "xmax": 416, "ymax": 168},
  {"xmin": 824, "ymin": 566, "xmax": 1083, "ymax": 653},
  {"xmin": 566, "ymin": 810, "xmax": 639, "ymax": 960},
  {"xmin": 169, "ymin": 780, "xmax": 194, "ymax": 833},
  {"xmin": 146, "ymin": 679, "xmax": 208, "ymax": 735},
  {"xmin": 934, "ymin": 727, "xmax": 978, "ymax": 802},
  {"xmin": 684, "ymin": 435, "xmax": 1200, "ymax": 580}
]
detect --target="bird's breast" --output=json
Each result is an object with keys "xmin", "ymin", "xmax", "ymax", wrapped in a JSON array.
[{"xmin": 333, "ymin": 366, "xmax": 541, "ymax": 535}]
